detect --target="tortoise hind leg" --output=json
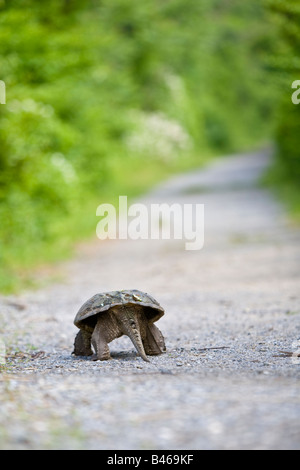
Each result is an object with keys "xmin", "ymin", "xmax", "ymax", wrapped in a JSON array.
[
  {"xmin": 143, "ymin": 323, "xmax": 166, "ymax": 356},
  {"xmin": 91, "ymin": 315, "xmax": 113, "ymax": 361},
  {"xmin": 73, "ymin": 330, "xmax": 93, "ymax": 356}
]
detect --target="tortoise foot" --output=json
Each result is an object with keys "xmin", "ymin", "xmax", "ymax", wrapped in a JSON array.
[{"xmin": 91, "ymin": 353, "xmax": 112, "ymax": 361}]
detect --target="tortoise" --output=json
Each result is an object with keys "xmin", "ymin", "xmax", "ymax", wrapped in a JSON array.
[{"xmin": 72, "ymin": 289, "xmax": 166, "ymax": 362}]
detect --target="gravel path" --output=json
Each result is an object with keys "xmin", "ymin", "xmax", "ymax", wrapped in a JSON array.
[{"xmin": 1, "ymin": 150, "xmax": 300, "ymax": 450}]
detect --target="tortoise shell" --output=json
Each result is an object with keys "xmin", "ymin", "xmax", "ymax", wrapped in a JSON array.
[{"xmin": 74, "ymin": 289, "xmax": 164, "ymax": 331}]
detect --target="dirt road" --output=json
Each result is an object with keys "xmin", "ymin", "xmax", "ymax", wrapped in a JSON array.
[{"xmin": 1, "ymin": 150, "xmax": 300, "ymax": 449}]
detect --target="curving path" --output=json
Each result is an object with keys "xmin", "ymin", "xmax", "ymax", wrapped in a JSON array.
[{"xmin": 0, "ymin": 150, "xmax": 300, "ymax": 449}]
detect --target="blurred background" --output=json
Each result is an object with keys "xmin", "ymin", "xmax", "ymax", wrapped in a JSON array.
[{"xmin": 0, "ymin": 0, "xmax": 299, "ymax": 293}]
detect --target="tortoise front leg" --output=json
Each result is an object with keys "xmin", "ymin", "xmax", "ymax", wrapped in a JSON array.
[{"xmin": 73, "ymin": 330, "xmax": 93, "ymax": 356}]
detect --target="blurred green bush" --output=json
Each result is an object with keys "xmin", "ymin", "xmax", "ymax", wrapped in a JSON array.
[
  {"xmin": 0, "ymin": 0, "xmax": 278, "ymax": 291},
  {"xmin": 264, "ymin": 0, "xmax": 300, "ymax": 217}
]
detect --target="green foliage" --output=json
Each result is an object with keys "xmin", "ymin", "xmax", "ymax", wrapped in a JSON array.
[
  {"xmin": 0, "ymin": 0, "xmax": 278, "ymax": 292},
  {"xmin": 264, "ymin": 0, "xmax": 300, "ymax": 217}
]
